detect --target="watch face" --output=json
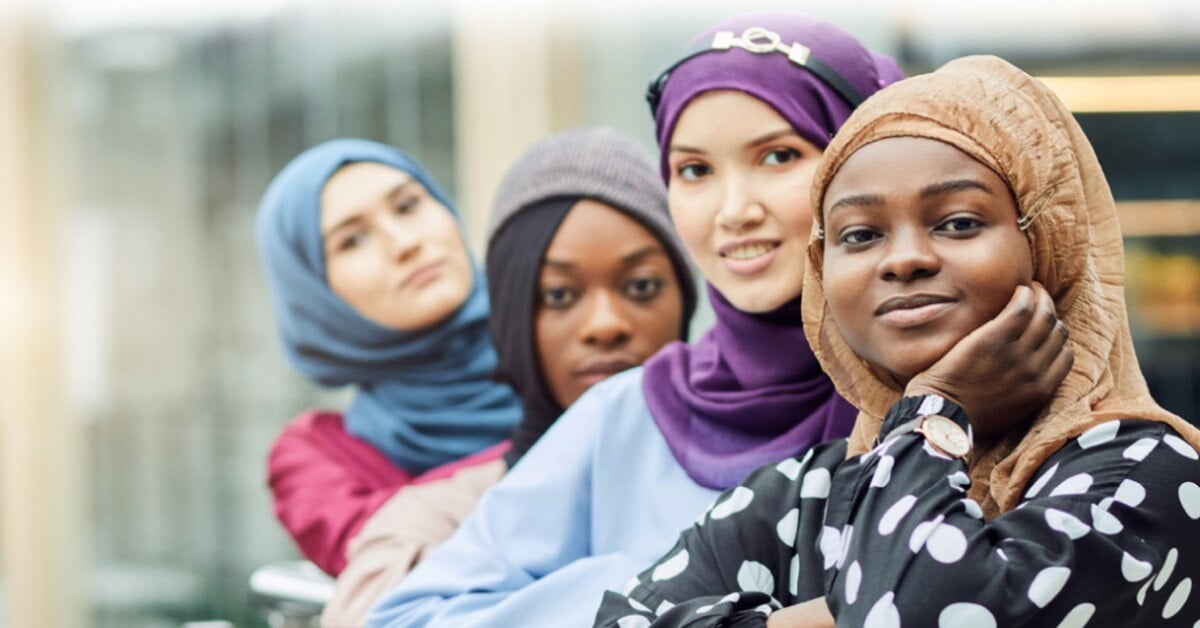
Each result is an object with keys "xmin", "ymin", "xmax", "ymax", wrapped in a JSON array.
[{"xmin": 924, "ymin": 415, "xmax": 971, "ymax": 458}]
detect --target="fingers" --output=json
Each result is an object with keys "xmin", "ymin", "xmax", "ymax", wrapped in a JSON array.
[
  {"xmin": 991, "ymin": 284, "xmax": 1037, "ymax": 343},
  {"xmin": 1012, "ymin": 282, "xmax": 1073, "ymax": 379},
  {"xmin": 1014, "ymin": 282, "xmax": 1060, "ymax": 353},
  {"xmin": 1050, "ymin": 341, "xmax": 1075, "ymax": 381},
  {"xmin": 954, "ymin": 283, "xmax": 1045, "ymax": 355}
]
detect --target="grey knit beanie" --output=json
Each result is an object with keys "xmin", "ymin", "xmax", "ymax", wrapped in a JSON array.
[{"xmin": 488, "ymin": 127, "xmax": 677, "ymax": 249}]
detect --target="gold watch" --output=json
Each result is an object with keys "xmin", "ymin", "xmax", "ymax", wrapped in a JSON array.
[
  {"xmin": 914, "ymin": 414, "xmax": 971, "ymax": 460},
  {"xmin": 881, "ymin": 395, "xmax": 972, "ymax": 461}
]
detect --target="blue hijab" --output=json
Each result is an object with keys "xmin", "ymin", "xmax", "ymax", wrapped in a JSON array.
[{"xmin": 255, "ymin": 138, "xmax": 521, "ymax": 474}]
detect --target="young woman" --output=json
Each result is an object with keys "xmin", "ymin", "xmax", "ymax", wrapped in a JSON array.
[
  {"xmin": 319, "ymin": 127, "xmax": 695, "ymax": 626},
  {"xmin": 595, "ymin": 55, "xmax": 1200, "ymax": 627},
  {"xmin": 365, "ymin": 13, "xmax": 1034, "ymax": 627},
  {"xmin": 257, "ymin": 139, "xmax": 522, "ymax": 578}
]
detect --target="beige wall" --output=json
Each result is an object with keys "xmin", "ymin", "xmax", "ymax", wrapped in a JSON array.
[
  {"xmin": 450, "ymin": 4, "xmax": 584, "ymax": 254},
  {"xmin": 0, "ymin": 8, "xmax": 86, "ymax": 628}
]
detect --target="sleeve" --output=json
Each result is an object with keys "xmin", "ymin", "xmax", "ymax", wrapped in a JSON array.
[
  {"xmin": 365, "ymin": 386, "xmax": 645, "ymax": 628},
  {"xmin": 593, "ymin": 441, "xmax": 849, "ymax": 628},
  {"xmin": 319, "ymin": 459, "xmax": 506, "ymax": 628},
  {"xmin": 823, "ymin": 400, "xmax": 1200, "ymax": 627},
  {"xmin": 267, "ymin": 413, "xmax": 411, "ymax": 575}
]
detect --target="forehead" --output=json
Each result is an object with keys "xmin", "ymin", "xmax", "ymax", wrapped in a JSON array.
[
  {"xmin": 321, "ymin": 161, "xmax": 412, "ymax": 226},
  {"xmin": 825, "ymin": 137, "xmax": 1001, "ymax": 204},
  {"xmin": 545, "ymin": 199, "xmax": 661, "ymax": 259},
  {"xmin": 670, "ymin": 90, "xmax": 792, "ymax": 146}
]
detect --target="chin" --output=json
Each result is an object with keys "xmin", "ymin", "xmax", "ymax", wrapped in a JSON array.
[{"xmin": 715, "ymin": 278, "xmax": 801, "ymax": 314}]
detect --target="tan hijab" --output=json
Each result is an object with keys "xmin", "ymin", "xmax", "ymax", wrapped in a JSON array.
[{"xmin": 802, "ymin": 55, "xmax": 1200, "ymax": 519}]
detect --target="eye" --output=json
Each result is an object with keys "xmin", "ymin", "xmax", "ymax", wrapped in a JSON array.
[
  {"xmin": 395, "ymin": 195, "xmax": 420, "ymax": 214},
  {"xmin": 675, "ymin": 162, "xmax": 711, "ymax": 182},
  {"xmin": 623, "ymin": 277, "xmax": 663, "ymax": 302},
  {"xmin": 761, "ymin": 147, "xmax": 802, "ymax": 166},
  {"xmin": 838, "ymin": 227, "xmax": 881, "ymax": 247},
  {"xmin": 334, "ymin": 231, "xmax": 368, "ymax": 252},
  {"xmin": 937, "ymin": 216, "xmax": 984, "ymax": 234},
  {"xmin": 539, "ymin": 286, "xmax": 578, "ymax": 310}
]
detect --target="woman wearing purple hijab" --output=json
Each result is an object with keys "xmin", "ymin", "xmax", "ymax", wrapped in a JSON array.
[{"xmin": 368, "ymin": 13, "xmax": 900, "ymax": 627}]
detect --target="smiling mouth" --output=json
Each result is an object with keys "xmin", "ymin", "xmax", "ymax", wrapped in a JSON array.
[
  {"xmin": 720, "ymin": 241, "xmax": 779, "ymax": 260},
  {"xmin": 717, "ymin": 240, "xmax": 781, "ymax": 276}
]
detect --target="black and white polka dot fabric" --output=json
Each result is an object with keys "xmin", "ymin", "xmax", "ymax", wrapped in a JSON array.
[{"xmin": 594, "ymin": 396, "xmax": 1200, "ymax": 627}]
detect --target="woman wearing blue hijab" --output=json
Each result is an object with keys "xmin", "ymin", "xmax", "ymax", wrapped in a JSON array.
[{"xmin": 256, "ymin": 138, "xmax": 521, "ymax": 576}]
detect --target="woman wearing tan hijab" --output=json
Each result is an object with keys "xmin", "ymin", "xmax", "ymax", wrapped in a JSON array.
[{"xmin": 595, "ymin": 55, "xmax": 1200, "ymax": 627}]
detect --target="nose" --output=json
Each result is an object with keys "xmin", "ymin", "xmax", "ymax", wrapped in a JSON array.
[
  {"xmin": 879, "ymin": 227, "xmax": 941, "ymax": 282},
  {"xmin": 380, "ymin": 220, "xmax": 420, "ymax": 263},
  {"xmin": 716, "ymin": 174, "xmax": 766, "ymax": 233},
  {"xmin": 578, "ymin": 290, "xmax": 633, "ymax": 347}
]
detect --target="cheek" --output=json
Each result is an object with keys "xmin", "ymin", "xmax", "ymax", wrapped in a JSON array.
[
  {"xmin": 762, "ymin": 173, "xmax": 815, "ymax": 243},
  {"xmin": 535, "ymin": 311, "xmax": 569, "ymax": 364},
  {"xmin": 642, "ymin": 286, "xmax": 686, "ymax": 345},
  {"xmin": 433, "ymin": 224, "xmax": 476, "ymax": 293},
  {"xmin": 964, "ymin": 235, "xmax": 1034, "ymax": 320},
  {"xmin": 534, "ymin": 312, "xmax": 574, "ymax": 404},
  {"xmin": 327, "ymin": 257, "xmax": 374, "ymax": 302},
  {"xmin": 668, "ymin": 189, "xmax": 713, "ymax": 258},
  {"xmin": 820, "ymin": 255, "xmax": 874, "ymax": 344}
]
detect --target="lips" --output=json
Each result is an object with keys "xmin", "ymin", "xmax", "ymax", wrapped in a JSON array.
[
  {"xmin": 573, "ymin": 357, "xmax": 638, "ymax": 385},
  {"xmin": 401, "ymin": 261, "xmax": 444, "ymax": 288},
  {"xmin": 875, "ymin": 294, "xmax": 957, "ymax": 328}
]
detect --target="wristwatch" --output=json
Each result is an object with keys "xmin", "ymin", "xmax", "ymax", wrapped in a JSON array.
[{"xmin": 880, "ymin": 394, "xmax": 972, "ymax": 461}]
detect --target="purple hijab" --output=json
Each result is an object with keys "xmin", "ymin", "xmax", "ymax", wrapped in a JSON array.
[{"xmin": 643, "ymin": 12, "xmax": 905, "ymax": 489}]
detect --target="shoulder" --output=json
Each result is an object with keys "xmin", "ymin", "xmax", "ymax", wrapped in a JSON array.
[
  {"xmin": 1056, "ymin": 419, "xmax": 1194, "ymax": 465},
  {"xmin": 547, "ymin": 367, "xmax": 650, "ymax": 436},
  {"xmin": 269, "ymin": 410, "xmax": 345, "ymax": 456},
  {"xmin": 700, "ymin": 439, "xmax": 850, "ymax": 521},
  {"xmin": 742, "ymin": 438, "xmax": 850, "ymax": 494},
  {"xmin": 501, "ymin": 368, "xmax": 650, "ymax": 478},
  {"xmin": 1022, "ymin": 419, "xmax": 1198, "ymax": 503}
]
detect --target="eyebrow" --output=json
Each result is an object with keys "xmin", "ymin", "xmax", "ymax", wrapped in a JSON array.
[
  {"xmin": 321, "ymin": 181, "xmax": 411, "ymax": 237},
  {"xmin": 669, "ymin": 127, "xmax": 798, "ymax": 155},
  {"xmin": 919, "ymin": 178, "xmax": 995, "ymax": 198},
  {"xmin": 743, "ymin": 127, "xmax": 798, "ymax": 150},
  {"xmin": 826, "ymin": 178, "xmax": 996, "ymax": 216},
  {"xmin": 542, "ymin": 246, "xmax": 667, "ymax": 270}
]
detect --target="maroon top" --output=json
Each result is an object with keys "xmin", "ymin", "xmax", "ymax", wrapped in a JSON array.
[{"xmin": 267, "ymin": 410, "xmax": 510, "ymax": 575}]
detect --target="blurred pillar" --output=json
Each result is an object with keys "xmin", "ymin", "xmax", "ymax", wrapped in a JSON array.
[
  {"xmin": 450, "ymin": 4, "xmax": 584, "ymax": 255},
  {"xmin": 0, "ymin": 8, "xmax": 87, "ymax": 628}
]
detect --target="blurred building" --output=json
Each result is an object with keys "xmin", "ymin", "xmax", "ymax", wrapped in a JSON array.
[{"xmin": 1, "ymin": 1, "xmax": 1198, "ymax": 626}]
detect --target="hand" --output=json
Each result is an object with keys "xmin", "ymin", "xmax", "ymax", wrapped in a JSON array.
[
  {"xmin": 905, "ymin": 282, "xmax": 1073, "ymax": 442},
  {"xmin": 766, "ymin": 597, "xmax": 834, "ymax": 628}
]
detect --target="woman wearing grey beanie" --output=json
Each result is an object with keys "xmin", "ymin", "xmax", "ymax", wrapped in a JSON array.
[
  {"xmin": 486, "ymin": 126, "xmax": 698, "ymax": 465},
  {"xmin": 324, "ymin": 127, "xmax": 694, "ymax": 625}
]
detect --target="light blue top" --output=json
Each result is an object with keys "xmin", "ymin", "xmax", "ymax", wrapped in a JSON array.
[{"xmin": 366, "ymin": 367, "xmax": 720, "ymax": 627}]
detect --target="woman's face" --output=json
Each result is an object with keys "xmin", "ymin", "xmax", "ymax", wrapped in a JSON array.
[
  {"xmin": 321, "ymin": 161, "xmax": 474, "ymax": 331},
  {"xmin": 666, "ymin": 90, "xmax": 822, "ymax": 313},
  {"xmin": 535, "ymin": 199, "xmax": 684, "ymax": 408},
  {"xmin": 821, "ymin": 136, "xmax": 1033, "ymax": 384}
]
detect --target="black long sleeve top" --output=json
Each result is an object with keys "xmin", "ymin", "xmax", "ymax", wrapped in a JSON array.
[{"xmin": 595, "ymin": 396, "xmax": 1200, "ymax": 627}]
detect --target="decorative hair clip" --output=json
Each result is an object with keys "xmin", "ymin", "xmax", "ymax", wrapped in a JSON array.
[
  {"xmin": 1017, "ymin": 185, "xmax": 1057, "ymax": 231},
  {"xmin": 645, "ymin": 26, "xmax": 866, "ymax": 116}
]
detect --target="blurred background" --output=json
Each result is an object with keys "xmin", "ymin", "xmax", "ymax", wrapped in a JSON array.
[{"xmin": 1, "ymin": 0, "xmax": 1197, "ymax": 626}]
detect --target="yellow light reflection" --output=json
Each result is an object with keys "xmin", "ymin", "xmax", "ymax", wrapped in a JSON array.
[{"xmin": 1039, "ymin": 75, "xmax": 1200, "ymax": 113}]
